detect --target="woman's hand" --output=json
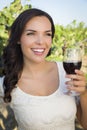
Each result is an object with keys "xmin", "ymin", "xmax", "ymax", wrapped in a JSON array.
[{"xmin": 65, "ymin": 69, "xmax": 87, "ymax": 95}]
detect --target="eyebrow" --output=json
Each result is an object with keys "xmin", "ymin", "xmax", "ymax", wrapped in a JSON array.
[
  {"xmin": 25, "ymin": 29, "xmax": 52, "ymax": 33},
  {"xmin": 25, "ymin": 29, "xmax": 36, "ymax": 32}
]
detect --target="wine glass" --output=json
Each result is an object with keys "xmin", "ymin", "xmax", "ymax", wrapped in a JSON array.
[{"xmin": 63, "ymin": 47, "xmax": 82, "ymax": 96}]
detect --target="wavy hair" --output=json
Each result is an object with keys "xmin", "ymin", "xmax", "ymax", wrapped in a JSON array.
[{"xmin": 2, "ymin": 8, "xmax": 55, "ymax": 102}]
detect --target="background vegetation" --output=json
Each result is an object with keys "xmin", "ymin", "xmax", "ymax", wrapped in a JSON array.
[
  {"xmin": 0, "ymin": 0, "xmax": 87, "ymax": 63},
  {"xmin": 0, "ymin": 1, "xmax": 87, "ymax": 130}
]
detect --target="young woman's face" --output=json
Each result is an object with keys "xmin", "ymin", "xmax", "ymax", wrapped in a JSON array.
[{"xmin": 20, "ymin": 16, "xmax": 52, "ymax": 64}]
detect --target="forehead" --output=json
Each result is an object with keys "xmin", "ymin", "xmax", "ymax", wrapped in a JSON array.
[{"xmin": 24, "ymin": 16, "xmax": 51, "ymax": 30}]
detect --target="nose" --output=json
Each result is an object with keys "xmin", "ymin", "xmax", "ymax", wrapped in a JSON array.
[{"xmin": 36, "ymin": 34, "xmax": 44, "ymax": 45}]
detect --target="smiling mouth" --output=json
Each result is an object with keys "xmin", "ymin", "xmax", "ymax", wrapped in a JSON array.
[
  {"xmin": 31, "ymin": 48, "xmax": 45, "ymax": 55},
  {"xmin": 32, "ymin": 48, "xmax": 45, "ymax": 52}
]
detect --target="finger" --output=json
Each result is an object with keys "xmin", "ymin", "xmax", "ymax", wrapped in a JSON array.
[
  {"xmin": 66, "ymin": 78, "xmax": 86, "ymax": 88},
  {"xmin": 65, "ymin": 80, "xmax": 74, "ymax": 86},
  {"xmin": 73, "ymin": 80, "xmax": 86, "ymax": 87},
  {"xmin": 67, "ymin": 86, "xmax": 86, "ymax": 93},
  {"xmin": 75, "ymin": 69, "xmax": 84, "ymax": 76},
  {"xmin": 66, "ymin": 73, "xmax": 86, "ymax": 81},
  {"xmin": 66, "ymin": 74, "xmax": 81, "ymax": 80}
]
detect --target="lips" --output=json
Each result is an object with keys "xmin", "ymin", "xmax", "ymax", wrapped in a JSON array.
[
  {"xmin": 31, "ymin": 48, "xmax": 45, "ymax": 53},
  {"xmin": 31, "ymin": 48, "xmax": 45, "ymax": 55}
]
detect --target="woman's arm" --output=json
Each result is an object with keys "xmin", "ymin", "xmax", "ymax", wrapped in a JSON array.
[
  {"xmin": 65, "ymin": 70, "xmax": 87, "ymax": 129},
  {"xmin": 77, "ymin": 91, "xmax": 87, "ymax": 130}
]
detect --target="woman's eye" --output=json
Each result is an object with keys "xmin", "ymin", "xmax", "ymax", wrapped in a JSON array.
[
  {"xmin": 46, "ymin": 33, "xmax": 52, "ymax": 36},
  {"xmin": 27, "ymin": 33, "xmax": 34, "ymax": 35}
]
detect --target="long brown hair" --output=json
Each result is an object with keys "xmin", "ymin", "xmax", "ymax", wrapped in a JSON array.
[{"xmin": 2, "ymin": 8, "xmax": 55, "ymax": 102}]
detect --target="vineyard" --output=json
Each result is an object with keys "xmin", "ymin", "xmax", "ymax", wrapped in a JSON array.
[
  {"xmin": 0, "ymin": 0, "xmax": 87, "ymax": 130},
  {"xmin": 0, "ymin": 0, "xmax": 87, "ymax": 59}
]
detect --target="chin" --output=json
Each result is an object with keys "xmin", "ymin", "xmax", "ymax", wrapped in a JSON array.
[{"xmin": 33, "ymin": 58, "xmax": 45, "ymax": 64}]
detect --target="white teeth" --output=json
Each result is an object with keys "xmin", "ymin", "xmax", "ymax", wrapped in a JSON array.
[{"xmin": 32, "ymin": 49, "xmax": 44, "ymax": 52}]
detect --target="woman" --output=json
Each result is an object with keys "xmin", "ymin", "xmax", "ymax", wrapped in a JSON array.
[{"xmin": 0, "ymin": 8, "xmax": 87, "ymax": 130}]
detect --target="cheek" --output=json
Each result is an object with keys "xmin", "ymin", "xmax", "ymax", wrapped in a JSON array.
[
  {"xmin": 20, "ymin": 39, "xmax": 31, "ymax": 53},
  {"xmin": 20, "ymin": 37, "xmax": 31, "ymax": 47},
  {"xmin": 47, "ymin": 39, "xmax": 52, "ymax": 47}
]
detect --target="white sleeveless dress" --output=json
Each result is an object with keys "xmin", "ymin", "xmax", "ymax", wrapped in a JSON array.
[{"xmin": 0, "ymin": 62, "xmax": 77, "ymax": 130}]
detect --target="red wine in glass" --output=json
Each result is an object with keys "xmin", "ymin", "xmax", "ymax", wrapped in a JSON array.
[
  {"xmin": 63, "ymin": 48, "xmax": 82, "ymax": 96},
  {"xmin": 63, "ymin": 61, "xmax": 82, "ymax": 74}
]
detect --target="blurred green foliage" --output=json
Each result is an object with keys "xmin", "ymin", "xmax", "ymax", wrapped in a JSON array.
[
  {"xmin": 0, "ymin": 0, "xmax": 32, "ymax": 76},
  {"xmin": 0, "ymin": 0, "xmax": 31, "ymax": 56},
  {"xmin": 0, "ymin": 0, "xmax": 87, "ymax": 66},
  {"xmin": 49, "ymin": 20, "xmax": 87, "ymax": 61}
]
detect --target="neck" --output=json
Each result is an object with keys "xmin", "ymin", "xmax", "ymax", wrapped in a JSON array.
[{"xmin": 22, "ymin": 60, "xmax": 48, "ymax": 78}]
